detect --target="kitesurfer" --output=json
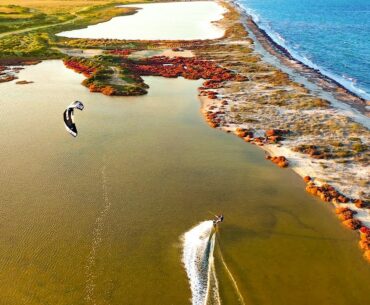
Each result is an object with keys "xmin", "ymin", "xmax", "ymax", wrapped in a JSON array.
[
  {"xmin": 63, "ymin": 101, "xmax": 84, "ymax": 137},
  {"xmin": 213, "ymin": 214, "xmax": 224, "ymax": 226}
]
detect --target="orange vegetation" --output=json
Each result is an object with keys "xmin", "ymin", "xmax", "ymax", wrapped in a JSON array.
[
  {"xmin": 359, "ymin": 227, "xmax": 370, "ymax": 251},
  {"xmin": 354, "ymin": 199, "xmax": 367, "ymax": 208},
  {"xmin": 108, "ymin": 49, "xmax": 132, "ymax": 56},
  {"xmin": 265, "ymin": 129, "xmax": 289, "ymax": 144},
  {"xmin": 0, "ymin": 75, "xmax": 17, "ymax": 83},
  {"xmin": 364, "ymin": 250, "xmax": 370, "ymax": 262},
  {"xmin": 63, "ymin": 59, "xmax": 96, "ymax": 77},
  {"xmin": 360, "ymin": 225, "xmax": 370, "ymax": 262},
  {"xmin": 305, "ymin": 182, "xmax": 350, "ymax": 203},
  {"xmin": 335, "ymin": 207, "xmax": 356, "ymax": 221},
  {"xmin": 342, "ymin": 218, "xmax": 362, "ymax": 230},
  {"xmin": 229, "ymin": 128, "xmax": 288, "ymax": 146},
  {"xmin": 303, "ymin": 179, "xmax": 370, "ymax": 260},
  {"xmin": 101, "ymin": 86, "xmax": 116, "ymax": 96},
  {"xmin": 87, "ymin": 84, "xmax": 117, "ymax": 96},
  {"xmin": 266, "ymin": 155, "xmax": 289, "ymax": 168},
  {"xmin": 131, "ymin": 56, "xmax": 245, "ymax": 82}
]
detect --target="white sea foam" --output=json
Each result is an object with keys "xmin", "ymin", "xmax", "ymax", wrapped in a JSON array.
[{"xmin": 182, "ymin": 221, "xmax": 221, "ymax": 305}]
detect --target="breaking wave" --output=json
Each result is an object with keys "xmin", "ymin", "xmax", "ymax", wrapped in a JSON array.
[{"xmin": 182, "ymin": 221, "xmax": 221, "ymax": 305}]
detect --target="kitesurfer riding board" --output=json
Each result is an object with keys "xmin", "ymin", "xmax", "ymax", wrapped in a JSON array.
[{"xmin": 213, "ymin": 214, "xmax": 224, "ymax": 227}]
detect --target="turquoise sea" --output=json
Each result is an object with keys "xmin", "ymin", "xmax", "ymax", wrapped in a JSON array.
[{"xmin": 239, "ymin": 0, "xmax": 370, "ymax": 100}]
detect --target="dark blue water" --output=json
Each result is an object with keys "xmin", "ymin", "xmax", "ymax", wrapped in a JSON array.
[{"xmin": 239, "ymin": 0, "xmax": 370, "ymax": 99}]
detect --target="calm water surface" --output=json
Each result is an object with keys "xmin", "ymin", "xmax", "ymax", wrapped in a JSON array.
[
  {"xmin": 0, "ymin": 61, "xmax": 370, "ymax": 305},
  {"xmin": 57, "ymin": 2, "xmax": 225, "ymax": 40}
]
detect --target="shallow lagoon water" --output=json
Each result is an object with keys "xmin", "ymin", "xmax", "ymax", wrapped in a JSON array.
[
  {"xmin": 1, "ymin": 61, "xmax": 370, "ymax": 305},
  {"xmin": 57, "ymin": 2, "xmax": 226, "ymax": 40}
]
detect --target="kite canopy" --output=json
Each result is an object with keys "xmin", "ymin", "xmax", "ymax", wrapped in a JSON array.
[{"xmin": 63, "ymin": 101, "xmax": 84, "ymax": 137}]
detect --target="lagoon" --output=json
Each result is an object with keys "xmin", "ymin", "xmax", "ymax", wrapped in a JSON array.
[
  {"xmin": 57, "ymin": 2, "xmax": 226, "ymax": 41},
  {"xmin": 1, "ymin": 60, "xmax": 370, "ymax": 304}
]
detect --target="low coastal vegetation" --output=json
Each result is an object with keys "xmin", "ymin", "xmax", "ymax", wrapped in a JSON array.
[
  {"xmin": 63, "ymin": 55, "xmax": 148, "ymax": 96},
  {"xmin": 0, "ymin": 32, "xmax": 60, "ymax": 58},
  {"xmin": 0, "ymin": 0, "xmax": 146, "ymax": 59},
  {"xmin": 63, "ymin": 52, "xmax": 245, "ymax": 96},
  {"xmin": 0, "ymin": 4, "xmax": 60, "ymax": 33}
]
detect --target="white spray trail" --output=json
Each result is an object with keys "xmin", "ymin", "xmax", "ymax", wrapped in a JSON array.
[
  {"xmin": 182, "ymin": 221, "xmax": 221, "ymax": 305},
  {"xmin": 85, "ymin": 165, "xmax": 112, "ymax": 305},
  {"xmin": 216, "ymin": 245, "xmax": 246, "ymax": 305}
]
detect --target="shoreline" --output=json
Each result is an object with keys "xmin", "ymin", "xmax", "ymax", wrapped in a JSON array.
[
  {"xmin": 217, "ymin": 0, "xmax": 369, "ymax": 196},
  {"xmin": 196, "ymin": 0, "xmax": 370, "ymax": 261},
  {"xmin": 230, "ymin": 0, "xmax": 369, "ymax": 116}
]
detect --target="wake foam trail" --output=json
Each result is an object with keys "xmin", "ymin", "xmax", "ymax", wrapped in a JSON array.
[
  {"xmin": 216, "ymin": 245, "xmax": 246, "ymax": 305},
  {"xmin": 85, "ymin": 165, "xmax": 112, "ymax": 305},
  {"xmin": 182, "ymin": 221, "xmax": 221, "ymax": 305}
]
